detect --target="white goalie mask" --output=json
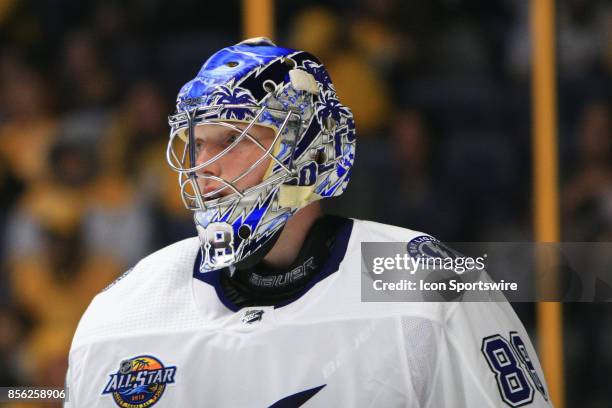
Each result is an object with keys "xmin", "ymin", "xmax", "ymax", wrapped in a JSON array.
[{"xmin": 167, "ymin": 38, "xmax": 356, "ymax": 273}]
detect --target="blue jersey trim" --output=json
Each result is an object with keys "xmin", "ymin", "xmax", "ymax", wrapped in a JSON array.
[{"xmin": 192, "ymin": 219, "xmax": 354, "ymax": 312}]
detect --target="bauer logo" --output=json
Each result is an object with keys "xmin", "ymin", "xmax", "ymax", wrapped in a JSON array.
[{"xmin": 102, "ymin": 355, "xmax": 177, "ymax": 407}]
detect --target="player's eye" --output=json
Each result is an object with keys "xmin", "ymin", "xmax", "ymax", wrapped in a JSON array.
[
  {"xmin": 194, "ymin": 139, "xmax": 205, "ymax": 156},
  {"xmin": 224, "ymin": 134, "xmax": 239, "ymax": 146}
]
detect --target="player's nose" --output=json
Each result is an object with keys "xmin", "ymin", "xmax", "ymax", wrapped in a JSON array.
[{"xmin": 194, "ymin": 143, "xmax": 221, "ymax": 174}]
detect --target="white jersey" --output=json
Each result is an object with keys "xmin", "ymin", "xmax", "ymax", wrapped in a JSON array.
[{"xmin": 66, "ymin": 219, "xmax": 551, "ymax": 408}]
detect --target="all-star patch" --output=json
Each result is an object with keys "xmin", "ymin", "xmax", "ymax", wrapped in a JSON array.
[{"xmin": 102, "ymin": 355, "xmax": 177, "ymax": 407}]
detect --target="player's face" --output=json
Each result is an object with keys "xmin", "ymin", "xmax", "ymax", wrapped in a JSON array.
[{"xmin": 193, "ymin": 122, "xmax": 276, "ymax": 200}]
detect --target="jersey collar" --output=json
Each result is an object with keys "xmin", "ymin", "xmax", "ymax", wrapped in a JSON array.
[{"xmin": 192, "ymin": 219, "xmax": 354, "ymax": 312}]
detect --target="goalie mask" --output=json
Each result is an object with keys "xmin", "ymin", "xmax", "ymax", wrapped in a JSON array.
[{"xmin": 167, "ymin": 38, "xmax": 356, "ymax": 273}]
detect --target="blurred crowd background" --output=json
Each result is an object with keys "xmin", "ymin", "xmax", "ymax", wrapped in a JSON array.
[{"xmin": 0, "ymin": 0, "xmax": 610, "ymax": 407}]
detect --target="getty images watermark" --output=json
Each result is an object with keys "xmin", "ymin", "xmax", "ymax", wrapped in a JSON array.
[
  {"xmin": 370, "ymin": 249, "xmax": 517, "ymax": 293},
  {"xmin": 361, "ymin": 238, "xmax": 612, "ymax": 302}
]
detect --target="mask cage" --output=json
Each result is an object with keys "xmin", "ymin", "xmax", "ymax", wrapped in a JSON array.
[{"xmin": 167, "ymin": 104, "xmax": 301, "ymax": 211}]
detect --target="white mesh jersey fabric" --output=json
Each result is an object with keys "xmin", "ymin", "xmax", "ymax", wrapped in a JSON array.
[
  {"xmin": 400, "ymin": 317, "xmax": 441, "ymax": 408},
  {"xmin": 70, "ymin": 236, "xmax": 206, "ymax": 349},
  {"xmin": 66, "ymin": 220, "xmax": 550, "ymax": 407}
]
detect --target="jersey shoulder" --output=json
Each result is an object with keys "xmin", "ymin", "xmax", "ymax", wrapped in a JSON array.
[
  {"xmin": 285, "ymin": 218, "xmax": 447, "ymax": 322},
  {"xmin": 312, "ymin": 220, "xmax": 521, "ymax": 324},
  {"xmin": 70, "ymin": 237, "xmax": 203, "ymax": 349},
  {"xmin": 351, "ymin": 218, "xmax": 435, "ymax": 243}
]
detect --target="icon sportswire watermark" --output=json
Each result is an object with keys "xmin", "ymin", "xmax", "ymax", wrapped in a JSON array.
[{"xmin": 361, "ymin": 240, "xmax": 612, "ymax": 302}]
